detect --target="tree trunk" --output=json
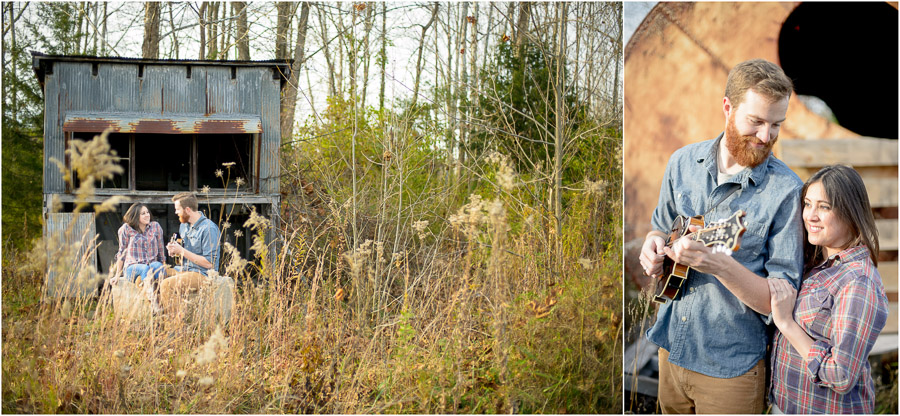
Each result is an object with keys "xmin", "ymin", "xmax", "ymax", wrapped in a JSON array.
[
  {"xmin": 553, "ymin": 2, "xmax": 567, "ymax": 260},
  {"xmin": 198, "ymin": 2, "xmax": 207, "ymax": 59},
  {"xmin": 275, "ymin": 2, "xmax": 292, "ymax": 61},
  {"xmin": 411, "ymin": 3, "xmax": 438, "ymax": 108},
  {"xmin": 167, "ymin": 2, "xmax": 178, "ymax": 59},
  {"xmin": 207, "ymin": 2, "xmax": 218, "ymax": 59},
  {"xmin": 142, "ymin": 2, "xmax": 161, "ymax": 59},
  {"xmin": 612, "ymin": 3, "xmax": 622, "ymax": 123},
  {"xmin": 316, "ymin": 4, "xmax": 336, "ymax": 96},
  {"xmin": 280, "ymin": 2, "xmax": 310, "ymax": 142},
  {"xmin": 233, "ymin": 2, "xmax": 250, "ymax": 60},
  {"xmin": 378, "ymin": 2, "xmax": 387, "ymax": 111},
  {"xmin": 102, "ymin": 2, "xmax": 108, "ymax": 55},
  {"xmin": 462, "ymin": 1, "xmax": 478, "ymax": 168},
  {"xmin": 360, "ymin": 4, "xmax": 375, "ymax": 111},
  {"xmin": 220, "ymin": 1, "xmax": 229, "ymax": 59},
  {"xmin": 515, "ymin": 2, "xmax": 530, "ymax": 60}
]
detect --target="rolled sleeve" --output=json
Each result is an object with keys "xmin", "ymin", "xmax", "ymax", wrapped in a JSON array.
[
  {"xmin": 763, "ymin": 184, "xmax": 804, "ymax": 289},
  {"xmin": 650, "ymin": 151, "xmax": 680, "ymax": 234},
  {"xmin": 760, "ymin": 185, "xmax": 804, "ymax": 325},
  {"xmin": 200, "ymin": 222, "xmax": 220, "ymax": 271},
  {"xmin": 153, "ymin": 222, "xmax": 166, "ymax": 264}
]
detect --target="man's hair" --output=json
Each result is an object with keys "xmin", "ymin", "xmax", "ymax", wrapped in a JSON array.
[
  {"xmin": 724, "ymin": 59, "xmax": 793, "ymax": 108},
  {"xmin": 801, "ymin": 164, "xmax": 879, "ymax": 272},
  {"xmin": 172, "ymin": 192, "xmax": 199, "ymax": 211},
  {"xmin": 123, "ymin": 202, "xmax": 148, "ymax": 231}
]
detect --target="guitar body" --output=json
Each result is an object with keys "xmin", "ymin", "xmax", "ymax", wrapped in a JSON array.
[
  {"xmin": 651, "ymin": 210, "xmax": 747, "ymax": 304},
  {"xmin": 653, "ymin": 215, "xmax": 704, "ymax": 304}
]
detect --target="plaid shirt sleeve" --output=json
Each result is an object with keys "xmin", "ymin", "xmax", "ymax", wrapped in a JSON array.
[
  {"xmin": 151, "ymin": 222, "xmax": 166, "ymax": 264},
  {"xmin": 116, "ymin": 225, "xmax": 130, "ymax": 263},
  {"xmin": 805, "ymin": 274, "xmax": 886, "ymax": 393}
]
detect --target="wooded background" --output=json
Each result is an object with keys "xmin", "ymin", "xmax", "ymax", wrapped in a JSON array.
[{"xmin": 3, "ymin": 1, "xmax": 622, "ymax": 252}]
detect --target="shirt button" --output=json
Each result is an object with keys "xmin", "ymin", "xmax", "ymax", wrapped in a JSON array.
[
  {"xmin": 690, "ymin": 287, "xmax": 695, "ymax": 292},
  {"xmin": 682, "ymin": 316, "xmax": 687, "ymax": 322}
]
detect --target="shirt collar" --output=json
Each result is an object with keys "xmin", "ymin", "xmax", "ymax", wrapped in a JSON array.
[
  {"xmin": 189, "ymin": 213, "xmax": 208, "ymax": 230},
  {"xmin": 811, "ymin": 244, "xmax": 870, "ymax": 272}
]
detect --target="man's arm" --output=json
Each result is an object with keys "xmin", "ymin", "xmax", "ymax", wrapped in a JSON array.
[
  {"xmin": 666, "ymin": 239, "xmax": 772, "ymax": 314},
  {"xmin": 178, "ymin": 246, "xmax": 213, "ymax": 269}
]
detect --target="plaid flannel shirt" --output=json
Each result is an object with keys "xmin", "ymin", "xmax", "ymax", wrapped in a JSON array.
[
  {"xmin": 770, "ymin": 245, "xmax": 889, "ymax": 414},
  {"xmin": 116, "ymin": 221, "xmax": 166, "ymax": 269}
]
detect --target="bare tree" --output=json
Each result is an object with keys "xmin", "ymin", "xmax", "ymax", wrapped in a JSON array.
[
  {"xmin": 142, "ymin": 1, "xmax": 160, "ymax": 59},
  {"xmin": 233, "ymin": 2, "xmax": 249, "ymax": 60},
  {"xmin": 378, "ymin": 2, "xmax": 386, "ymax": 111},
  {"xmin": 280, "ymin": 2, "xmax": 310, "ymax": 141},
  {"xmin": 275, "ymin": 2, "xmax": 292, "ymax": 60},
  {"xmin": 316, "ymin": 3, "xmax": 336, "ymax": 96},
  {"xmin": 198, "ymin": 2, "xmax": 207, "ymax": 59},
  {"xmin": 411, "ymin": 3, "xmax": 438, "ymax": 108}
]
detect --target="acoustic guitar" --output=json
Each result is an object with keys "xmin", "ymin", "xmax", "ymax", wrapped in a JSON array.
[{"xmin": 652, "ymin": 210, "xmax": 747, "ymax": 304}]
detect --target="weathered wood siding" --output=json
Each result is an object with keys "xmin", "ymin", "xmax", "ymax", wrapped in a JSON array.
[{"xmin": 38, "ymin": 57, "xmax": 285, "ymax": 196}]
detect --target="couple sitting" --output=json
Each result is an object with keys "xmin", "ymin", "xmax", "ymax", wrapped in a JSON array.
[{"xmin": 108, "ymin": 192, "xmax": 221, "ymax": 315}]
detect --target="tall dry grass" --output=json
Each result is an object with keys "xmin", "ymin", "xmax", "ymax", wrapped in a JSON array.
[{"xmin": 3, "ymin": 117, "xmax": 622, "ymax": 413}]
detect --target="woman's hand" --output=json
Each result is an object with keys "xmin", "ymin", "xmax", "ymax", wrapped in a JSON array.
[{"xmin": 768, "ymin": 278, "xmax": 798, "ymax": 329}]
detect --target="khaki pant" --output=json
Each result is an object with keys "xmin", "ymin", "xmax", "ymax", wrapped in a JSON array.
[
  {"xmin": 657, "ymin": 348, "xmax": 765, "ymax": 414},
  {"xmin": 159, "ymin": 271, "xmax": 209, "ymax": 314}
]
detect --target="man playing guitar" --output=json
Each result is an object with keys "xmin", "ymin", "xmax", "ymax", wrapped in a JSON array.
[{"xmin": 638, "ymin": 59, "xmax": 804, "ymax": 414}]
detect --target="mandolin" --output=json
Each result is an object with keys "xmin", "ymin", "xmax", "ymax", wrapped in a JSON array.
[{"xmin": 652, "ymin": 210, "xmax": 747, "ymax": 304}]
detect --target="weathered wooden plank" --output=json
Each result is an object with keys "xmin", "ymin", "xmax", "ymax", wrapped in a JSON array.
[
  {"xmin": 53, "ymin": 192, "xmax": 278, "ymax": 205},
  {"xmin": 781, "ymin": 138, "xmax": 898, "ymax": 167},
  {"xmin": 880, "ymin": 261, "xmax": 898, "ymax": 293},
  {"xmin": 63, "ymin": 113, "xmax": 261, "ymax": 134},
  {"xmin": 862, "ymin": 177, "xmax": 898, "ymax": 209},
  {"xmin": 877, "ymin": 219, "xmax": 898, "ymax": 251}
]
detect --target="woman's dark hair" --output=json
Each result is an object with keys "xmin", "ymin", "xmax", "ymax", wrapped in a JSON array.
[
  {"xmin": 802, "ymin": 164, "xmax": 878, "ymax": 273},
  {"xmin": 123, "ymin": 203, "xmax": 150, "ymax": 231}
]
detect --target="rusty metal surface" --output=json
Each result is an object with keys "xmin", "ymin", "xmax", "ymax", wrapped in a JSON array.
[
  {"xmin": 63, "ymin": 113, "xmax": 262, "ymax": 134},
  {"xmin": 39, "ymin": 56, "xmax": 284, "ymax": 196}
]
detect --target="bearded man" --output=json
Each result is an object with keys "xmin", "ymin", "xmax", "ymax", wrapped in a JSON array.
[
  {"xmin": 159, "ymin": 192, "xmax": 221, "ymax": 315},
  {"xmin": 638, "ymin": 59, "xmax": 804, "ymax": 414}
]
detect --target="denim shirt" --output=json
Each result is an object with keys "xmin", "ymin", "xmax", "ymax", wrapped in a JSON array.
[
  {"xmin": 179, "ymin": 212, "xmax": 221, "ymax": 276},
  {"xmin": 646, "ymin": 133, "xmax": 804, "ymax": 378}
]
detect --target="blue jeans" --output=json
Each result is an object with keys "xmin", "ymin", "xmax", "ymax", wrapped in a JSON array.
[{"xmin": 125, "ymin": 261, "xmax": 165, "ymax": 283}]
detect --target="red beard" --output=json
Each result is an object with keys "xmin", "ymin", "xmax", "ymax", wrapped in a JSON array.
[
  {"xmin": 724, "ymin": 112, "xmax": 776, "ymax": 168},
  {"xmin": 178, "ymin": 211, "xmax": 190, "ymax": 223}
]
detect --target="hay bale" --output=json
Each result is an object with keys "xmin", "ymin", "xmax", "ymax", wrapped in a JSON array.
[{"xmin": 110, "ymin": 279, "xmax": 151, "ymax": 321}]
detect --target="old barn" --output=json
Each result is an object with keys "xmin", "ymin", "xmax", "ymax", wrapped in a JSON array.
[{"xmin": 33, "ymin": 53, "xmax": 290, "ymax": 295}]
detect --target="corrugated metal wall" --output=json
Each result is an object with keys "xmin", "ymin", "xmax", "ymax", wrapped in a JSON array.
[
  {"xmin": 41, "ymin": 59, "xmax": 282, "ymax": 196},
  {"xmin": 43, "ymin": 212, "xmax": 97, "ymax": 298}
]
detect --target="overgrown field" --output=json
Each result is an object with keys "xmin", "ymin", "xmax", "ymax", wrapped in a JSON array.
[{"xmin": 2, "ymin": 109, "xmax": 622, "ymax": 413}]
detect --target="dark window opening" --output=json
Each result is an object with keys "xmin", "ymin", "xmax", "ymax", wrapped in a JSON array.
[
  {"xmin": 197, "ymin": 134, "xmax": 253, "ymax": 191},
  {"xmin": 70, "ymin": 131, "xmax": 254, "ymax": 192},
  {"xmin": 135, "ymin": 134, "xmax": 191, "ymax": 191},
  {"xmin": 72, "ymin": 132, "xmax": 130, "ymax": 189},
  {"xmin": 778, "ymin": 2, "xmax": 898, "ymax": 140}
]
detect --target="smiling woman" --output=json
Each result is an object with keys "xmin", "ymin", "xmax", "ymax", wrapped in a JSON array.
[{"xmin": 770, "ymin": 164, "xmax": 888, "ymax": 414}]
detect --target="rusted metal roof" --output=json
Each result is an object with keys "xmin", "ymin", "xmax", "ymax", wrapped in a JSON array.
[
  {"xmin": 63, "ymin": 112, "xmax": 262, "ymax": 134},
  {"xmin": 32, "ymin": 52, "xmax": 291, "ymax": 89}
]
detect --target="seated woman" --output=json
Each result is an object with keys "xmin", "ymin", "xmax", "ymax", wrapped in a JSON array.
[
  {"xmin": 769, "ymin": 164, "xmax": 889, "ymax": 414},
  {"xmin": 109, "ymin": 203, "xmax": 166, "ymax": 313}
]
